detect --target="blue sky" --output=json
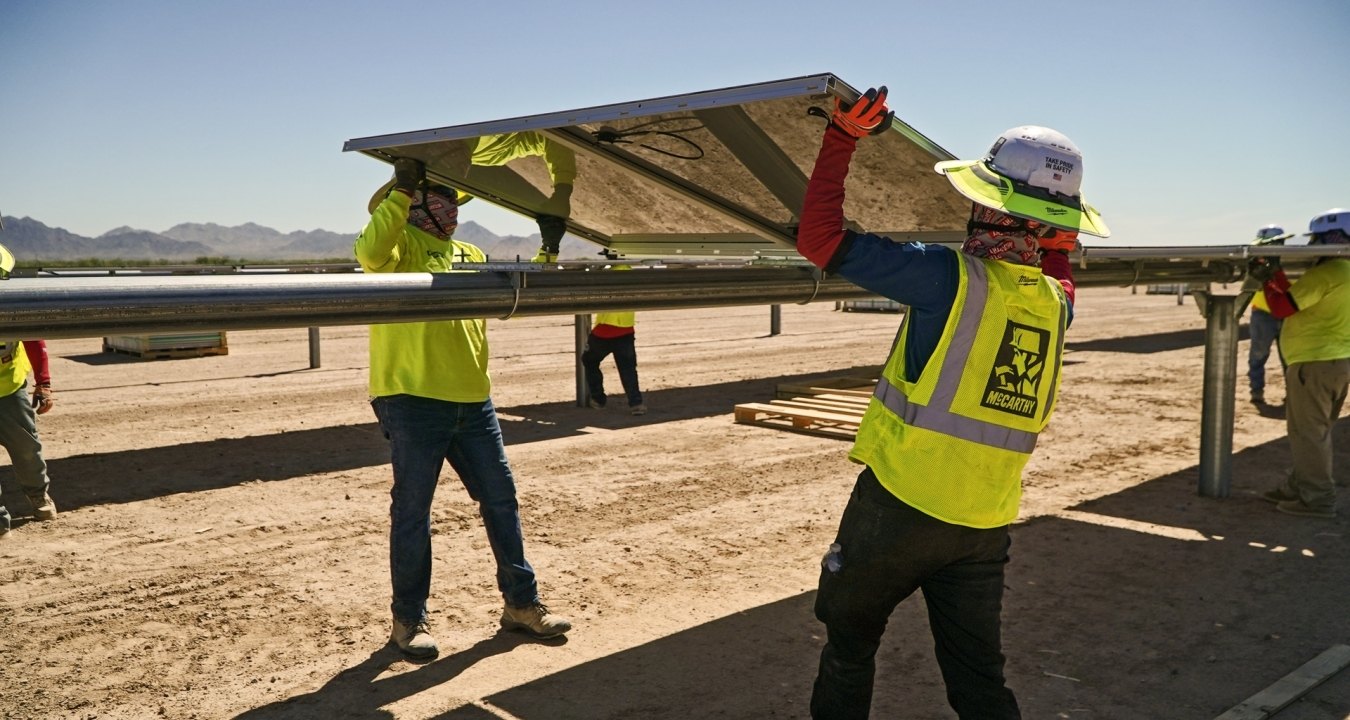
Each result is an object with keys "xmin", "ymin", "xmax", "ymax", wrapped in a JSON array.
[{"xmin": 1, "ymin": 0, "xmax": 1345, "ymax": 247}]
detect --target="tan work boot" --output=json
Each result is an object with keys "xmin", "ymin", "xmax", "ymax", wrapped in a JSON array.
[
  {"xmin": 501, "ymin": 602, "xmax": 572, "ymax": 639},
  {"xmin": 390, "ymin": 618, "xmax": 438, "ymax": 659},
  {"xmin": 26, "ymin": 493, "xmax": 57, "ymax": 521}
]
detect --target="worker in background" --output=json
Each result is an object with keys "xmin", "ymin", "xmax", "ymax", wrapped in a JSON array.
[
  {"xmin": 1248, "ymin": 224, "xmax": 1290, "ymax": 404},
  {"xmin": 1251, "ymin": 208, "xmax": 1350, "ymax": 519},
  {"xmin": 356, "ymin": 158, "xmax": 571, "ymax": 659},
  {"xmin": 796, "ymin": 87, "xmax": 1107, "ymax": 719},
  {"xmin": 463, "ymin": 132, "xmax": 576, "ymax": 264},
  {"xmin": 0, "ymin": 233, "xmax": 59, "ymax": 538},
  {"xmin": 582, "ymin": 265, "xmax": 647, "ymax": 416}
]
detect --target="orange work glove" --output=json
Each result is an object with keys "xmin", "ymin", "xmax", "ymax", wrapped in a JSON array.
[
  {"xmin": 1038, "ymin": 228, "xmax": 1080, "ymax": 253},
  {"xmin": 830, "ymin": 86, "xmax": 895, "ymax": 139}
]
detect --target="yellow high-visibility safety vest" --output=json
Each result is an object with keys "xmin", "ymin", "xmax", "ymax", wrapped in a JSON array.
[
  {"xmin": 0, "ymin": 340, "xmax": 32, "ymax": 398},
  {"xmin": 850, "ymin": 253, "xmax": 1068, "ymax": 529}
]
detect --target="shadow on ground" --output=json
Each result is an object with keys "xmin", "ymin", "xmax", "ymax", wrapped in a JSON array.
[
  {"xmin": 1066, "ymin": 324, "xmax": 1251, "ymax": 354},
  {"xmin": 0, "ymin": 365, "xmax": 880, "ymax": 512},
  {"xmin": 231, "ymin": 422, "xmax": 1349, "ymax": 719},
  {"xmin": 233, "ymin": 633, "xmax": 543, "ymax": 720}
]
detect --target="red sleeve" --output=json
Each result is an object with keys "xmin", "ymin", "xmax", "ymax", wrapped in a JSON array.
[
  {"xmin": 797, "ymin": 127, "xmax": 859, "ymax": 269},
  {"xmin": 1262, "ymin": 269, "xmax": 1297, "ymax": 319},
  {"xmin": 1039, "ymin": 250, "xmax": 1076, "ymax": 306},
  {"xmin": 23, "ymin": 340, "xmax": 50, "ymax": 386}
]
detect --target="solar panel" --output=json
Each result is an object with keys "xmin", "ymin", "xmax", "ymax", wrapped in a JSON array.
[{"xmin": 344, "ymin": 73, "xmax": 969, "ymax": 257}]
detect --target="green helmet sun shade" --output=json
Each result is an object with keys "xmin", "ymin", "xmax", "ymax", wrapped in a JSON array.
[
  {"xmin": 935, "ymin": 160, "xmax": 1110, "ymax": 238},
  {"xmin": 0, "ymin": 241, "xmax": 14, "ymax": 279}
]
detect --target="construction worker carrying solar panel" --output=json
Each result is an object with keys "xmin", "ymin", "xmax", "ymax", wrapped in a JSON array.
[
  {"xmin": 795, "ymin": 86, "xmax": 1107, "ymax": 720},
  {"xmin": 1250, "ymin": 208, "xmax": 1350, "ymax": 520},
  {"xmin": 356, "ymin": 157, "xmax": 573, "ymax": 659}
]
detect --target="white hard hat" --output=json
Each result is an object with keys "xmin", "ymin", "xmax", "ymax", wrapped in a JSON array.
[
  {"xmin": 988, "ymin": 126, "xmax": 1083, "ymax": 199},
  {"xmin": 1307, "ymin": 208, "xmax": 1350, "ymax": 236},
  {"xmin": 934, "ymin": 126, "xmax": 1109, "ymax": 237},
  {"xmin": 1255, "ymin": 224, "xmax": 1285, "ymax": 240}
]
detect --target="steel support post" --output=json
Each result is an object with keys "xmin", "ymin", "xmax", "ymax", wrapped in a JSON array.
[
  {"xmin": 1192, "ymin": 291, "xmax": 1247, "ymax": 497},
  {"xmin": 307, "ymin": 327, "xmax": 321, "ymax": 369},
  {"xmin": 770, "ymin": 304, "xmax": 782, "ymax": 336},
  {"xmin": 574, "ymin": 314, "xmax": 591, "ymax": 407}
]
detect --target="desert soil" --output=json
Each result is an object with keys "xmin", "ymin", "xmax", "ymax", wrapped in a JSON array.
[{"xmin": 1, "ymin": 286, "xmax": 1347, "ymax": 720}]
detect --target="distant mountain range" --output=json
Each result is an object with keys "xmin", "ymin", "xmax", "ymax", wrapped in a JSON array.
[{"xmin": 0, "ymin": 215, "xmax": 596, "ymax": 263}]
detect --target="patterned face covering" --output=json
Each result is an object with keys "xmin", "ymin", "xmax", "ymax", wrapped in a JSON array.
[
  {"xmin": 962, "ymin": 204, "xmax": 1041, "ymax": 266},
  {"xmin": 407, "ymin": 186, "xmax": 459, "ymax": 240},
  {"xmin": 1310, "ymin": 230, "xmax": 1350, "ymax": 246}
]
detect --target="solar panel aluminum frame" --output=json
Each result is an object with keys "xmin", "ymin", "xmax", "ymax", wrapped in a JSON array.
[{"xmin": 343, "ymin": 73, "xmax": 966, "ymax": 259}]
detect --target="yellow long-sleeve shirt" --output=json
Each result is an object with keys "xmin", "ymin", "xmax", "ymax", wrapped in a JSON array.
[{"xmin": 354, "ymin": 190, "xmax": 491, "ymax": 402}]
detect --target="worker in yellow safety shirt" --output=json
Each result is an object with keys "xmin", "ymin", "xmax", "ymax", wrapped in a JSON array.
[
  {"xmin": 1250, "ymin": 208, "xmax": 1350, "ymax": 519},
  {"xmin": 1248, "ymin": 225, "xmax": 1288, "ymax": 404},
  {"xmin": 0, "ymin": 230, "xmax": 59, "ymax": 538},
  {"xmin": 582, "ymin": 266, "xmax": 646, "ymax": 416},
  {"xmin": 355, "ymin": 158, "xmax": 571, "ymax": 659},
  {"xmin": 796, "ymin": 87, "xmax": 1107, "ymax": 719}
]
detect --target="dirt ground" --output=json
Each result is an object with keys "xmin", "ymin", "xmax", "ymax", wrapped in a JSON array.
[{"xmin": 1, "ymin": 286, "xmax": 1347, "ymax": 720}]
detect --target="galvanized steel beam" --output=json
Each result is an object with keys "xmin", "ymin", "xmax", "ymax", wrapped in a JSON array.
[
  {"xmin": 0, "ymin": 255, "xmax": 1292, "ymax": 341},
  {"xmin": 0, "ymin": 266, "xmax": 869, "ymax": 340}
]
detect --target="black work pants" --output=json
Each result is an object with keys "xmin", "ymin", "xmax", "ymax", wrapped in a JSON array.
[
  {"xmin": 811, "ymin": 467, "xmax": 1020, "ymax": 719},
  {"xmin": 581, "ymin": 332, "xmax": 643, "ymax": 408}
]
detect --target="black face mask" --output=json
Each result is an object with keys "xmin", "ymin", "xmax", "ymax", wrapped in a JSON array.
[{"xmin": 407, "ymin": 186, "xmax": 459, "ymax": 240}]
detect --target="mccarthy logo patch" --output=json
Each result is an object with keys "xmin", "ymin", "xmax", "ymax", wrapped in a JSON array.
[{"xmin": 981, "ymin": 320, "xmax": 1049, "ymax": 419}]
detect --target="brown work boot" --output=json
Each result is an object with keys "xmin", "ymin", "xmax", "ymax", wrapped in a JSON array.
[
  {"xmin": 390, "ymin": 618, "xmax": 438, "ymax": 659},
  {"xmin": 26, "ymin": 493, "xmax": 57, "ymax": 521},
  {"xmin": 1275, "ymin": 500, "xmax": 1336, "ymax": 519},
  {"xmin": 501, "ymin": 602, "xmax": 572, "ymax": 639}
]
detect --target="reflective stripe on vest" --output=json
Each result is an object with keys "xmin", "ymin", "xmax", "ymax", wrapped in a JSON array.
[{"xmin": 870, "ymin": 255, "xmax": 1067, "ymax": 454}]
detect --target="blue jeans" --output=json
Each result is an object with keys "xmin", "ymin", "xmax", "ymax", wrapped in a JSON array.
[
  {"xmin": 371, "ymin": 395, "xmax": 538, "ymax": 624},
  {"xmin": 581, "ymin": 333, "xmax": 643, "ymax": 407},
  {"xmin": 0, "ymin": 382, "xmax": 50, "ymax": 531},
  {"xmin": 1248, "ymin": 309, "xmax": 1284, "ymax": 394},
  {"xmin": 812, "ymin": 468, "xmax": 1020, "ymax": 720}
]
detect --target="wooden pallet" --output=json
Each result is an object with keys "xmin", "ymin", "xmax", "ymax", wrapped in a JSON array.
[
  {"xmin": 102, "ymin": 332, "xmax": 229, "ymax": 360},
  {"xmin": 103, "ymin": 344, "xmax": 230, "ymax": 360},
  {"xmin": 735, "ymin": 377, "xmax": 877, "ymax": 440},
  {"xmin": 775, "ymin": 375, "xmax": 878, "ymax": 400}
]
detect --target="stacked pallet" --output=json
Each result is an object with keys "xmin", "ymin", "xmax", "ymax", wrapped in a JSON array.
[
  {"xmin": 103, "ymin": 332, "xmax": 229, "ymax": 360},
  {"xmin": 733, "ymin": 375, "xmax": 876, "ymax": 440},
  {"xmin": 839, "ymin": 298, "xmax": 904, "ymax": 313}
]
